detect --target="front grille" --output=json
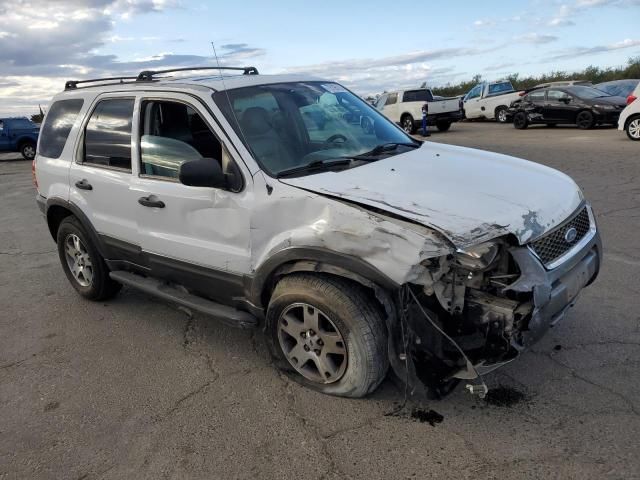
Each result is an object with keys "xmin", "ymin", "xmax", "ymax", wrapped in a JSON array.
[{"xmin": 529, "ymin": 207, "xmax": 591, "ymax": 266}]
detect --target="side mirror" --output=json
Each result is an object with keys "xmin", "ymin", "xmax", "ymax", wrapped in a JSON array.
[
  {"xmin": 179, "ymin": 158, "xmax": 226, "ymax": 188},
  {"xmin": 562, "ymin": 97, "xmax": 571, "ymax": 104}
]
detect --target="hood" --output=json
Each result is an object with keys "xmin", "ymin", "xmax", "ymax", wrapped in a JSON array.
[{"xmin": 279, "ymin": 143, "xmax": 583, "ymax": 248}]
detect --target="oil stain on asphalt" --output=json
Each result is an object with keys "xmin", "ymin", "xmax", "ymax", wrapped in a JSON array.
[{"xmin": 483, "ymin": 386, "xmax": 527, "ymax": 407}]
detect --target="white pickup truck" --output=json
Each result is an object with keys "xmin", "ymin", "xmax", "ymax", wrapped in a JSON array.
[
  {"xmin": 463, "ymin": 81, "xmax": 523, "ymax": 123},
  {"xmin": 376, "ymin": 88, "xmax": 463, "ymax": 133}
]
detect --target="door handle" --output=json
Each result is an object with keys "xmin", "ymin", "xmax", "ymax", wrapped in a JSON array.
[
  {"xmin": 75, "ymin": 179, "xmax": 93, "ymax": 191},
  {"xmin": 138, "ymin": 195, "xmax": 165, "ymax": 208}
]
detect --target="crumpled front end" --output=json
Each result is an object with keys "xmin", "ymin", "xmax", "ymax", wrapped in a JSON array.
[{"xmin": 393, "ymin": 203, "xmax": 602, "ymax": 398}]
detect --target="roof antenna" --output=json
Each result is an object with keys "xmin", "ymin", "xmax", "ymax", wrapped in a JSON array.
[{"xmin": 211, "ymin": 42, "xmax": 252, "ymax": 162}]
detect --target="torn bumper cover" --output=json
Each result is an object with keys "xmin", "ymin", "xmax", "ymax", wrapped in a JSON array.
[{"xmin": 394, "ymin": 212, "xmax": 602, "ymax": 398}]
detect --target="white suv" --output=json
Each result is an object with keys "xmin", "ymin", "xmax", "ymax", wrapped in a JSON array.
[
  {"xmin": 34, "ymin": 67, "xmax": 602, "ymax": 398},
  {"xmin": 618, "ymin": 82, "xmax": 640, "ymax": 140}
]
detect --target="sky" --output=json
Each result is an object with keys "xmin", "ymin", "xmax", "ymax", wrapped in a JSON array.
[{"xmin": 0, "ymin": 0, "xmax": 639, "ymax": 116}]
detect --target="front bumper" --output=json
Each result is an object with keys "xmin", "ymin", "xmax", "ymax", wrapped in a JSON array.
[
  {"xmin": 508, "ymin": 224, "xmax": 602, "ymax": 349},
  {"xmin": 594, "ymin": 110, "xmax": 621, "ymax": 124}
]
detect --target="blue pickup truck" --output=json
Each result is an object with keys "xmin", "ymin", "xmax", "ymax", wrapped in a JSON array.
[{"xmin": 0, "ymin": 117, "xmax": 40, "ymax": 160}]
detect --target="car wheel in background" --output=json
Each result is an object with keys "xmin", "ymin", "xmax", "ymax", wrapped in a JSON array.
[
  {"xmin": 20, "ymin": 142, "xmax": 36, "ymax": 160},
  {"xmin": 626, "ymin": 116, "xmax": 640, "ymax": 141},
  {"xmin": 401, "ymin": 114, "xmax": 415, "ymax": 134},
  {"xmin": 495, "ymin": 106, "xmax": 509, "ymax": 123},
  {"xmin": 513, "ymin": 112, "xmax": 528, "ymax": 129},
  {"xmin": 576, "ymin": 110, "xmax": 595, "ymax": 129},
  {"xmin": 266, "ymin": 273, "xmax": 388, "ymax": 398},
  {"xmin": 436, "ymin": 121, "xmax": 451, "ymax": 132},
  {"xmin": 56, "ymin": 216, "xmax": 121, "ymax": 300}
]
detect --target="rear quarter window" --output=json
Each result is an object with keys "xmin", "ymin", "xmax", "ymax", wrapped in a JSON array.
[{"xmin": 38, "ymin": 99, "xmax": 84, "ymax": 159}]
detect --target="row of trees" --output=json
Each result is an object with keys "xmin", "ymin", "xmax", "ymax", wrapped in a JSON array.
[{"xmin": 428, "ymin": 56, "xmax": 640, "ymax": 97}]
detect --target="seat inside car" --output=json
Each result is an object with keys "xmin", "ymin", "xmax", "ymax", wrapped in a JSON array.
[{"xmin": 240, "ymin": 106, "xmax": 296, "ymax": 172}]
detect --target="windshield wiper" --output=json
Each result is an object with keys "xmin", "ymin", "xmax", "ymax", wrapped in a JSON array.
[
  {"xmin": 352, "ymin": 142, "xmax": 420, "ymax": 159},
  {"xmin": 276, "ymin": 158, "xmax": 352, "ymax": 178}
]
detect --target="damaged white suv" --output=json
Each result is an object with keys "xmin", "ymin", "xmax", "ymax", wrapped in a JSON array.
[{"xmin": 34, "ymin": 67, "xmax": 601, "ymax": 398}]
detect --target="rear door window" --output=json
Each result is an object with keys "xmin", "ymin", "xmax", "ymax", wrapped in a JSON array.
[
  {"xmin": 526, "ymin": 90, "xmax": 546, "ymax": 103},
  {"xmin": 402, "ymin": 90, "xmax": 432, "ymax": 103},
  {"xmin": 385, "ymin": 93, "xmax": 398, "ymax": 105},
  {"xmin": 38, "ymin": 99, "xmax": 84, "ymax": 159},
  {"xmin": 83, "ymin": 98, "xmax": 134, "ymax": 170}
]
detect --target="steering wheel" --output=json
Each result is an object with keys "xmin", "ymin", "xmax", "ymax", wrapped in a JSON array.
[{"xmin": 326, "ymin": 134, "xmax": 348, "ymax": 145}]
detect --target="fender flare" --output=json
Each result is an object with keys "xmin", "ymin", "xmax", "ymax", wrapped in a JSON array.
[
  {"xmin": 247, "ymin": 246, "xmax": 399, "ymax": 307},
  {"xmin": 44, "ymin": 197, "xmax": 107, "ymax": 256}
]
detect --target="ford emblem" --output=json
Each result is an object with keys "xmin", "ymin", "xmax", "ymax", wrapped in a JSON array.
[{"xmin": 564, "ymin": 227, "xmax": 578, "ymax": 243}]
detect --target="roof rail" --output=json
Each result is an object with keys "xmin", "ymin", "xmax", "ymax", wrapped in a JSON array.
[
  {"xmin": 64, "ymin": 76, "xmax": 138, "ymax": 90},
  {"xmin": 136, "ymin": 66, "xmax": 259, "ymax": 82}
]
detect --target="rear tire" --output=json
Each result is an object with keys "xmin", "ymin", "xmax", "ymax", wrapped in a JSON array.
[
  {"xmin": 576, "ymin": 110, "xmax": 595, "ymax": 129},
  {"xmin": 401, "ymin": 114, "xmax": 415, "ymax": 134},
  {"xmin": 625, "ymin": 115, "xmax": 640, "ymax": 141},
  {"xmin": 266, "ymin": 274, "xmax": 388, "ymax": 398},
  {"xmin": 513, "ymin": 112, "xmax": 528, "ymax": 129},
  {"xmin": 20, "ymin": 141, "xmax": 36, "ymax": 160},
  {"xmin": 436, "ymin": 121, "xmax": 451, "ymax": 132},
  {"xmin": 495, "ymin": 106, "xmax": 509, "ymax": 123},
  {"xmin": 56, "ymin": 216, "xmax": 121, "ymax": 300}
]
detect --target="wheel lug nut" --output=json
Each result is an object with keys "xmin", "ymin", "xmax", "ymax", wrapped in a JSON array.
[
  {"xmin": 317, "ymin": 339, "xmax": 324, "ymax": 346},
  {"xmin": 303, "ymin": 345, "xmax": 310, "ymax": 351},
  {"xmin": 309, "ymin": 330, "xmax": 315, "ymax": 336},
  {"xmin": 314, "ymin": 349, "xmax": 321, "ymax": 355}
]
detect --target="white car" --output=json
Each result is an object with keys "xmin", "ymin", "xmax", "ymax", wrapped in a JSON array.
[
  {"xmin": 34, "ymin": 67, "xmax": 601, "ymax": 398},
  {"xmin": 618, "ymin": 82, "xmax": 640, "ymax": 140},
  {"xmin": 463, "ymin": 81, "xmax": 524, "ymax": 123},
  {"xmin": 375, "ymin": 88, "xmax": 463, "ymax": 134}
]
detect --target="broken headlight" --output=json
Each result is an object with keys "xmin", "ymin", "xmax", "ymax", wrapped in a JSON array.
[{"xmin": 455, "ymin": 241, "xmax": 499, "ymax": 270}]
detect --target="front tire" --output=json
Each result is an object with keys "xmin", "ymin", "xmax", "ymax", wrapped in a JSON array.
[
  {"xmin": 401, "ymin": 114, "xmax": 415, "ymax": 134},
  {"xmin": 513, "ymin": 112, "xmax": 528, "ymax": 129},
  {"xmin": 495, "ymin": 106, "xmax": 509, "ymax": 123},
  {"xmin": 625, "ymin": 115, "xmax": 640, "ymax": 141},
  {"xmin": 56, "ymin": 216, "xmax": 121, "ymax": 300},
  {"xmin": 436, "ymin": 121, "xmax": 451, "ymax": 132},
  {"xmin": 576, "ymin": 110, "xmax": 595, "ymax": 129},
  {"xmin": 20, "ymin": 142, "xmax": 36, "ymax": 160},
  {"xmin": 266, "ymin": 274, "xmax": 388, "ymax": 398}
]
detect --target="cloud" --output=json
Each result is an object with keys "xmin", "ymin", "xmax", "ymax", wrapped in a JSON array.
[
  {"xmin": 547, "ymin": 38, "xmax": 640, "ymax": 60},
  {"xmin": 547, "ymin": 0, "xmax": 640, "ymax": 26},
  {"xmin": 484, "ymin": 62, "xmax": 516, "ymax": 71},
  {"xmin": 473, "ymin": 19, "xmax": 495, "ymax": 27},
  {"xmin": 514, "ymin": 33, "xmax": 559, "ymax": 44}
]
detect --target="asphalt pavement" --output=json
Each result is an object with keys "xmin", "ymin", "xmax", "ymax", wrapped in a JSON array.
[{"xmin": 1, "ymin": 122, "xmax": 639, "ymax": 479}]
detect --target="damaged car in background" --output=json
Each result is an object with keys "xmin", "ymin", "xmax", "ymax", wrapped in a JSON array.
[{"xmin": 35, "ymin": 68, "xmax": 602, "ymax": 399}]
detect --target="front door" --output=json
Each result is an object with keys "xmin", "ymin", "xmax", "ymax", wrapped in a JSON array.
[
  {"xmin": 68, "ymin": 94, "xmax": 142, "ymax": 263},
  {"xmin": 0, "ymin": 120, "xmax": 10, "ymax": 151},
  {"xmin": 545, "ymin": 89, "xmax": 576, "ymax": 123},
  {"xmin": 131, "ymin": 93, "xmax": 253, "ymax": 305}
]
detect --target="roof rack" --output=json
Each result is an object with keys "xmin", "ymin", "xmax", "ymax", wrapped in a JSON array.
[
  {"xmin": 64, "ymin": 66, "xmax": 259, "ymax": 91},
  {"xmin": 136, "ymin": 66, "xmax": 259, "ymax": 82},
  {"xmin": 65, "ymin": 76, "xmax": 138, "ymax": 90}
]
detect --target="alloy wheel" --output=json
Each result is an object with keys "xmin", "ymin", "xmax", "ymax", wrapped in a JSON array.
[
  {"xmin": 497, "ymin": 109, "xmax": 507, "ymax": 123},
  {"xmin": 23, "ymin": 145, "xmax": 35, "ymax": 159},
  {"xmin": 277, "ymin": 303, "xmax": 348, "ymax": 384},
  {"xmin": 64, "ymin": 233, "xmax": 94, "ymax": 287},
  {"xmin": 402, "ymin": 118, "xmax": 413, "ymax": 133},
  {"xmin": 576, "ymin": 111, "xmax": 593, "ymax": 129},
  {"xmin": 628, "ymin": 119, "xmax": 640, "ymax": 139}
]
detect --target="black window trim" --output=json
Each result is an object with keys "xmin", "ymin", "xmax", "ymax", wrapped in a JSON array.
[
  {"xmin": 74, "ymin": 94, "xmax": 136, "ymax": 174},
  {"xmin": 136, "ymin": 95, "xmax": 245, "ymax": 192}
]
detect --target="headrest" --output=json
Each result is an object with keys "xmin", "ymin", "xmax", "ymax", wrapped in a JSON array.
[{"xmin": 240, "ymin": 107, "xmax": 272, "ymax": 135}]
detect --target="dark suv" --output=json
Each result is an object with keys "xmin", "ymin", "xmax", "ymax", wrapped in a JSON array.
[
  {"xmin": 0, "ymin": 117, "xmax": 40, "ymax": 159},
  {"xmin": 510, "ymin": 85, "xmax": 627, "ymax": 129}
]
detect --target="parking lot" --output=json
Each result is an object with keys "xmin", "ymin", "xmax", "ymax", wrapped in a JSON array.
[{"xmin": 1, "ymin": 122, "xmax": 639, "ymax": 479}]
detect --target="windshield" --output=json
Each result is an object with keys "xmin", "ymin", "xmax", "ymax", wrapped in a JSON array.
[
  {"xmin": 213, "ymin": 82, "xmax": 415, "ymax": 176},
  {"xmin": 568, "ymin": 86, "xmax": 612, "ymax": 99}
]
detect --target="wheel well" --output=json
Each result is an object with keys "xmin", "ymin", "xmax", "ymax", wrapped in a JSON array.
[
  {"xmin": 494, "ymin": 105, "xmax": 507, "ymax": 115},
  {"xmin": 400, "ymin": 112, "xmax": 413, "ymax": 121},
  {"xmin": 625, "ymin": 113, "xmax": 640, "ymax": 128},
  {"xmin": 46, "ymin": 205, "xmax": 73, "ymax": 241},
  {"xmin": 260, "ymin": 260, "xmax": 392, "ymax": 314},
  {"xmin": 17, "ymin": 137, "xmax": 36, "ymax": 150}
]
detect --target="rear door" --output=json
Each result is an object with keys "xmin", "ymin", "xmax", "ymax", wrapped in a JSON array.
[
  {"xmin": 68, "ymin": 94, "xmax": 142, "ymax": 263},
  {"xmin": 131, "ymin": 92, "xmax": 253, "ymax": 304}
]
